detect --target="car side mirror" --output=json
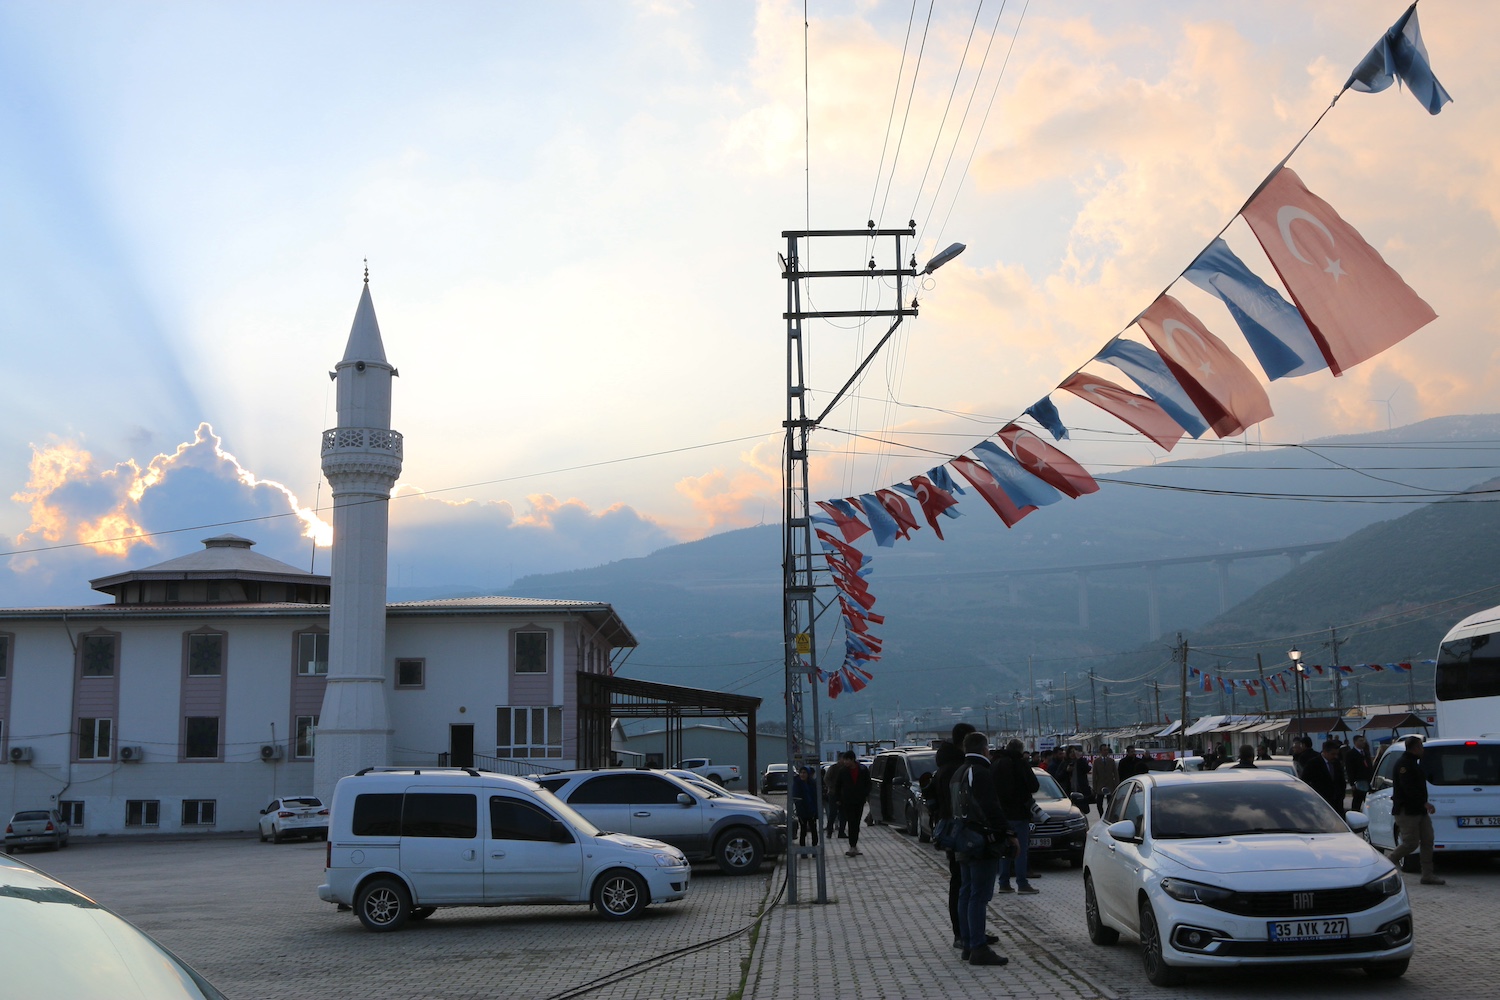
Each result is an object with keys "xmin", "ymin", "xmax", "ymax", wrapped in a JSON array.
[
  {"xmin": 1069, "ymin": 792, "xmax": 1088, "ymax": 806},
  {"xmin": 1344, "ymin": 811, "xmax": 1369, "ymax": 833},
  {"xmin": 1370, "ymin": 775, "xmax": 1391, "ymax": 791},
  {"xmin": 677, "ymin": 793, "xmax": 693, "ymax": 806},
  {"xmin": 549, "ymin": 820, "xmax": 574, "ymax": 844},
  {"xmin": 1106, "ymin": 819, "xmax": 1138, "ymax": 842}
]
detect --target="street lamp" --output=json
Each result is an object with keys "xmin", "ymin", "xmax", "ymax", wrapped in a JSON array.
[{"xmin": 1288, "ymin": 647, "xmax": 1304, "ymax": 743}]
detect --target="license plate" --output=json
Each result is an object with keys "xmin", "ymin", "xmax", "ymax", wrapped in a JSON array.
[
  {"xmin": 1457, "ymin": 816, "xmax": 1500, "ymax": 827},
  {"xmin": 1268, "ymin": 918, "xmax": 1349, "ymax": 942},
  {"xmin": 1031, "ymin": 837, "xmax": 1052, "ymax": 848}
]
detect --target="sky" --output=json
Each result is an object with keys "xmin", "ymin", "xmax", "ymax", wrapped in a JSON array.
[{"xmin": 2, "ymin": 0, "xmax": 1498, "ymax": 608}]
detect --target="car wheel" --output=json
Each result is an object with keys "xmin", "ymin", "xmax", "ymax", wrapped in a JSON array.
[
  {"xmin": 259, "ymin": 829, "xmax": 269, "ymax": 843},
  {"xmin": 715, "ymin": 828, "xmax": 764, "ymax": 875},
  {"xmin": 1084, "ymin": 874, "xmax": 1119, "ymax": 946},
  {"xmin": 1364, "ymin": 959, "xmax": 1409, "ymax": 980},
  {"xmin": 409, "ymin": 907, "xmax": 437, "ymax": 921},
  {"xmin": 355, "ymin": 877, "xmax": 412, "ymax": 932},
  {"xmin": 1139, "ymin": 897, "xmax": 1185, "ymax": 986},
  {"xmin": 707, "ymin": 773, "xmax": 723, "ymax": 786},
  {"xmin": 593, "ymin": 869, "xmax": 649, "ymax": 919},
  {"xmin": 900, "ymin": 803, "xmax": 917, "ymax": 837},
  {"xmin": 272, "ymin": 831, "xmax": 284, "ymax": 844}
]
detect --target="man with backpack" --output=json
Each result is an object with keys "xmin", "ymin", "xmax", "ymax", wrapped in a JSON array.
[{"xmin": 949, "ymin": 732, "xmax": 1012, "ymax": 966}]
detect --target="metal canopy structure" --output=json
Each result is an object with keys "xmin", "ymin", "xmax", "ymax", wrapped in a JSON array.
[{"xmin": 576, "ymin": 673, "xmax": 762, "ymax": 787}]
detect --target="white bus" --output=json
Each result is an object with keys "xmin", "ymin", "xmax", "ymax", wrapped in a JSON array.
[{"xmin": 1434, "ymin": 604, "xmax": 1500, "ymax": 737}]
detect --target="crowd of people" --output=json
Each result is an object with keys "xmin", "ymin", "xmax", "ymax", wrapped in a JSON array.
[{"xmin": 780, "ymin": 724, "xmax": 1442, "ymax": 971}]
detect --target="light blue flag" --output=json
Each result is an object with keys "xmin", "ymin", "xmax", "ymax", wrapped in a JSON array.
[
  {"xmin": 1346, "ymin": 6, "xmax": 1452, "ymax": 115},
  {"xmin": 971, "ymin": 441, "xmax": 1062, "ymax": 508},
  {"xmin": 1184, "ymin": 238, "xmax": 1326, "ymax": 380},
  {"xmin": 1026, "ymin": 396, "xmax": 1069, "ymax": 440},
  {"xmin": 854, "ymin": 494, "xmax": 900, "ymax": 548},
  {"xmin": 926, "ymin": 466, "xmax": 966, "ymax": 519},
  {"xmin": 1094, "ymin": 338, "xmax": 1209, "ymax": 439}
]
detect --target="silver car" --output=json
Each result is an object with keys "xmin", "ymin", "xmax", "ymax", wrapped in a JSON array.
[
  {"xmin": 4, "ymin": 810, "xmax": 69, "ymax": 853},
  {"xmin": 536, "ymin": 769, "xmax": 786, "ymax": 875}
]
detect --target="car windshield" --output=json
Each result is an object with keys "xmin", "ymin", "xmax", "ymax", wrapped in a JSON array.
[
  {"xmin": 1034, "ymin": 772, "xmax": 1065, "ymax": 800},
  {"xmin": 1423, "ymin": 745, "xmax": 1500, "ymax": 786},
  {"xmin": 1149, "ymin": 780, "xmax": 1348, "ymax": 839},
  {"xmin": 532, "ymin": 787, "xmax": 602, "ymax": 838}
]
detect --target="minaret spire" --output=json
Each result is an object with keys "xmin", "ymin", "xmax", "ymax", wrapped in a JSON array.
[{"xmin": 313, "ymin": 279, "xmax": 404, "ymax": 801}]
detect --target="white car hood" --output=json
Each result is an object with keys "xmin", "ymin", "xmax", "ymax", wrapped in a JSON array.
[
  {"xmin": 1154, "ymin": 834, "xmax": 1383, "ymax": 875},
  {"xmin": 602, "ymin": 832, "xmax": 682, "ymax": 855}
]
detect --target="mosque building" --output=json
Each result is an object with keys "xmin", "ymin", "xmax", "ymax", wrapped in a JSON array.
[{"xmin": 0, "ymin": 281, "xmax": 635, "ymax": 835}]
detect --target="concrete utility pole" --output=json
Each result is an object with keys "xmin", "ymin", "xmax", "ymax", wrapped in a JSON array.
[
  {"xmin": 1175, "ymin": 635, "xmax": 1188, "ymax": 751},
  {"xmin": 780, "ymin": 225, "xmax": 917, "ymax": 904}
]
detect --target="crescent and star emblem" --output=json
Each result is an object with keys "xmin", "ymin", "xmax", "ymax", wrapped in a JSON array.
[
  {"xmin": 1009, "ymin": 430, "xmax": 1052, "ymax": 473},
  {"xmin": 1276, "ymin": 205, "xmax": 1345, "ymax": 282},
  {"xmin": 1078, "ymin": 381, "xmax": 1147, "ymax": 410},
  {"xmin": 1160, "ymin": 319, "xmax": 1216, "ymax": 378}
]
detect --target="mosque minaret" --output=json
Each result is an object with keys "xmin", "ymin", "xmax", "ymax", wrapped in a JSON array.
[{"xmin": 313, "ymin": 272, "xmax": 403, "ymax": 801}]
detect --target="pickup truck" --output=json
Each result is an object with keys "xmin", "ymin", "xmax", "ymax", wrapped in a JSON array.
[
  {"xmin": 4, "ymin": 809, "xmax": 70, "ymax": 852},
  {"xmin": 675, "ymin": 758, "xmax": 741, "ymax": 785}
]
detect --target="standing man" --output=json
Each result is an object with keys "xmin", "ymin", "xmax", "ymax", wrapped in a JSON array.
[
  {"xmin": 830, "ymin": 751, "xmax": 872, "ymax": 857},
  {"xmin": 1068, "ymin": 747, "xmax": 1092, "ymax": 811},
  {"xmin": 924, "ymin": 723, "xmax": 981, "ymax": 951},
  {"xmin": 1231, "ymin": 744, "xmax": 1259, "ymax": 768},
  {"xmin": 1044, "ymin": 747, "xmax": 1071, "ymax": 794},
  {"xmin": 1117, "ymin": 745, "xmax": 1151, "ymax": 782},
  {"xmin": 790, "ymin": 765, "xmax": 819, "ymax": 847},
  {"xmin": 950, "ymin": 732, "xmax": 1010, "ymax": 966},
  {"xmin": 1091, "ymin": 746, "xmax": 1118, "ymax": 817},
  {"xmin": 1344, "ymin": 735, "xmax": 1374, "ymax": 813},
  {"xmin": 1389, "ymin": 736, "xmax": 1445, "ymax": 885},
  {"xmin": 1293, "ymin": 736, "xmax": 1335, "ymax": 805},
  {"xmin": 1320, "ymin": 740, "xmax": 1348, "ymax": 814},
  {"xmin": 995, "ymin": 739, "xmax": 1040, "ymax": 895}
]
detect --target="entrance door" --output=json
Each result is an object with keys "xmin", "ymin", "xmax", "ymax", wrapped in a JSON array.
[{"xmin": 450, "ymin": 724, "xmax": 475, "ymax": 768}]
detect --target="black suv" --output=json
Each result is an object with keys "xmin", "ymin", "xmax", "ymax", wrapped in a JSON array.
[{"xmin": 867, "ymin": 747, "xmax": 939, "ymax": 840}]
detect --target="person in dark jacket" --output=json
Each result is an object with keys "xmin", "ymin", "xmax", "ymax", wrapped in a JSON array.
[
  {"xmin": 1388, "ymin": 736, "xmax": 1445, "ymax": 884},
  {"xmin": 790, "ymin": 765, "xmax": 819, "ymax": 846},
  {"xmin": 923, "ymin": 723, "xmax": 983, "ymax": 950},
  {"xmin": 1090, "ymin": 747, "xmax": 1118, "ymax": 816},
  {"xmin": 1319, "ymin": 740, "xmax": 1347, "ymax": 813},
  {"xmin": 1344, "ymin": 735, "xmax": 1374, "ymax": 812},
  {"xmin": 994, "ymin": 739, "xmax": 1041, "ymax": 894},
  {"xmin": 1044, "ymin": 747, "xmax": 1070, "ymax": 794},
  {"xmin": 1293, "ymin": 736, "xmax": 1339, "ymax": 808},
  {"xmin": 1117, "ymin": 745, "xmax": 1151, "ymax": 782},
  {"xmin": 949, "ymin": 732, "xmax": 1010, "ymax": 966},
  {"xmin": 1231, "ymin": 744, "xmax": 1258, "ymax": 768},
  {"xmin": 830, "ymin": 751, "xmax": 872, "ymax": 857},
  {"xmin": 1068, "ymin": 747, "xmax": 1092, "ymax": 806}
]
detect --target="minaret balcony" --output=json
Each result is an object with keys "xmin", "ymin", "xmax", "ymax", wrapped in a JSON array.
[{"xmin": 322, "ymin": 427, "xmax": 404, "ymax": 460}]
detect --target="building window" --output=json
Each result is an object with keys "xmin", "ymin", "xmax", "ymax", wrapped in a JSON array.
[
  {"xmin": 125, "ymin": 800, "xmax": 160, "ymax": 827},
  {"xmin": 496, "ymin": 706, "xmax": 563, "ymax": 758},
  {"xmin": 78, "ymin": 718, "xmax": 112, "ymax": 760},
  {"xmin": 294, "ymin": 715, "xmax": 318, "ymax": 759},
  {"xmin": 187, "ymin": 632, "xmax": 224, "ymax": 676},
  {"xmin": 164, "ymin": 581, "xmax": 180, "ymax": 603},
  {"xmin": 80, "ymin": 634, "xmax": 116, "ymax": 677},
  {"xmin": 395, "ymin": 658, "xmax": 425, "ymax": 688},
  {"xmin": 181, "ymin": 800, "xmax": 216, "ymax": 826},
  {"xmin": 514, "ymin": 631, "xmax": 549, "ymax": 673},
  {"xmin": 0, "ymin": 633, "xmax": 9, "ymax": 678},
  {"xmin": 207, "ymin": 581, "xmax": 222, "ymax": 602},
  {"xmin": 184, "ymin": 717, "xmax": 220, "ymax": 759},
  {"xmin": 59, "ymin": 801, "xmax": 84, "ymax": 827},
  {"xmin": 298, "ymin": 632, "xmax": 329, "ymax": 676}
]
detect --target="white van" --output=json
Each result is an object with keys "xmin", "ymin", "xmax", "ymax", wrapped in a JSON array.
[
  {"xmin": 1365, "ymin": 738, "xmax": 1500, "ymax": 865},
  {"xmin": 318, "ymin": 768, "xmax": 691, "ymax": 931}
]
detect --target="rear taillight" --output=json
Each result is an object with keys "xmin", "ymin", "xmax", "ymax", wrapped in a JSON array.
[
  {"xmin": 44, "ymin": 822, "xmax": 55, "ymax": 832},
  {"xmin": 278, "ymin": 811, "xmax": 294, "ymax": 818},
  {"xmin": 318, "ymin": 808, "xmax": 329, "ymax": 816},
  {"xmin": 3, "ymin": 824, "xmax": 11, "ymax": 835}
]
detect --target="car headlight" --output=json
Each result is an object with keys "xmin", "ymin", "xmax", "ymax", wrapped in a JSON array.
[
  {"xmin": 652, "ymin": 853, "xmax": 682, "ymax": 867},
  {"xmin": 1365, "ymin": 869, "xmax": 1403, "ymax": 896},
  {"xmin": 1159, "ymin": 878, "xmax": 1235, "ymax": 905}
]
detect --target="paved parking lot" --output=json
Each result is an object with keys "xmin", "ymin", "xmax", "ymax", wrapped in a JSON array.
[{"xmin": 20, "ymin": 817, "xmax": 1500, "ymax": 1000}]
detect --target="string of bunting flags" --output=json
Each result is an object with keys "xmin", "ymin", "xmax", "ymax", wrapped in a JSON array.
[
  {"xmin": 810, "ymin": 5, "xmax": 1451, "ymax": 700},
  {"xmin": 1188, "ymin": 660, "xmax": 1437, "ymax": 698}
]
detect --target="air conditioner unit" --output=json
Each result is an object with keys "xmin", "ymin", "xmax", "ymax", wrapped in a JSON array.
[
  {"xmin": 8, "ymin": 746, "xmax": 32, "ymax": 763},
  {"xmin": 119, "ymin": 745, "xmax": 144, "ymax": 762},
  {"xmin": 260, "ymin": 744, "xmax": 284, "ymax": 761}
]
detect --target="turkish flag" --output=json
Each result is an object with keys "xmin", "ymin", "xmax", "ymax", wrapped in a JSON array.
[
  {"xmin": 908, "ymin": 474, "xmax": 960, "ymax": 539},
  {"xmin": 1060, "ymin": 372, "xmax": 1185, "ymax": 452},
  {"xmin": 876, "ymin": 489, "xmax": 922, "ymax": 538},
  {"xmin": 1137, "ymin": 295, "xmax": 1273, "ymax": 438},
  {"xmin": 815, "ymin": 500, "xmax": 870, "ymax": 543},
  {"xmin": 1242, "ymin": 166, "xmax": 1436, "ymax": 376},
  {"xmin": 998, "ymin": 424, "xmax": 1099, "ymax": 498},
  {"xmin": 815, "ymin": 528, "xmax": 865, "ymax": 568},
  {"xmin": 950, "ymin": 456, "xmax": 1036, "ymax": 528}
]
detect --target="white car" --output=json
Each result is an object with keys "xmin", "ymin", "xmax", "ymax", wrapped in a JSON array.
[
  {"xmin": 1365, "ymin": 738, "xmax": 1500, "ymax": 866},
  {"xmin": 666, "ymin": 769, "xmax": 765, "ymax": 802},
  {"xmin": 258, "ymin": 795, "xmax": 329, "ymax": 843},
  {"xmin": 1083, "ymin": 770, "xmax": 1413, "ymax": 986}
]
